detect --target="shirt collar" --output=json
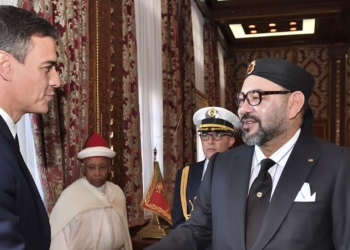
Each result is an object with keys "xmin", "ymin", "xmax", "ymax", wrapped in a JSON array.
[
  {"xmin": 253, "ymin": 128, "xmax": 301, "ymax": 169},
  {"xmin": 0, "ymin": 108, "xmax": 16, "ymax": 139},
  {"xmin": 202, "ymin": 158, "xmax": 209, "ymax": 180}
]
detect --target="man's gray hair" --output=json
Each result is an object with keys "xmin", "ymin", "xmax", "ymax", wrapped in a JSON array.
[{"xmin": 0, "ymin": 5, "xmax": 59, "ymax": 64}]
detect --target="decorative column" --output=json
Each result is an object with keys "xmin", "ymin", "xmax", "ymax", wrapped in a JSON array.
[
  {"xmin": 89, "ymin": 0, "xmax": 125, "ymax": 188},
  {"xmin": 329, "ymin": 45, "xmax": 347, "ymax": 146}
]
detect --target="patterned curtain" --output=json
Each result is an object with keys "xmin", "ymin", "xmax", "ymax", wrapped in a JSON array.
[
  {"xmin": 19, "ymin": 0, "xmax": 89, "ymax": 213},
  {"xmin": 204, "ymin": 19, "xmax": 220, "ymax": 106},
  {"xmin": 122, "ymin": 0, "xmax": 144, "ymax": 226},
  {"xmin": 224, "ymin": 55, "xmax": 235, "ymax": 112},
  {"xmin": 181, "ymin": 0, "xmax": 196, "ymax": 168},
  {"xmin": 161, "ymin": 0, "xmax": 195, "ymax": 208}
]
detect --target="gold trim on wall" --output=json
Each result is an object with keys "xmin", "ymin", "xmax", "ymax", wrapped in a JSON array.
[
  {"xmin": 95, "ymin": 0, "xmax": 100, "ymax": 134},
  {"xmin": 335, "ymin": 59, "xmax": 340, "ymax": 145},
  {"xmin": 88, "ymin": 0, "xmax": 124, "ymax": 187}
]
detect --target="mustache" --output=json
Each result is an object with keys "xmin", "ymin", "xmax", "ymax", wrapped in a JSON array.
[
  {"xmin": 240, "ymin": 113, "xmax": 247, "ymax": 122},
  {"xmin": 240, "ymin": 113, "xmax": 260, "ymax": 123}
]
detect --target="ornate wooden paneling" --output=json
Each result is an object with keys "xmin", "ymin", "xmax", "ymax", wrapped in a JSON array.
[
  {"xmin": 347, "ymin": 121, "xmax": 350, "ymax": 146},
  {"xmin": 110, "ymin": 0, "xmax": 124, "ymax": 188},
  {"xmin": 313, "ymin": 119, "xmax": 329, "ymax": 141},
  {"xmin": 328, "ymin": 45, "xmax": 347, "ymax": 145},
  {"xmin": 198, "ymin": 0, "xmax": 350, "ymax": 50},
  {"xmin": 347, "ymin": 48, "xmax": 350, "ymax": 146},
  {"xmin": 89, "ymin": 0, "xmax": 124, "ymax": 188},
  {"xmin": 298, "ymin": 47, "xmax": 329, "ymax": 119},
  {"xmin": 261, "ymin": 49, "xmax": 295, "ymax": 61}
]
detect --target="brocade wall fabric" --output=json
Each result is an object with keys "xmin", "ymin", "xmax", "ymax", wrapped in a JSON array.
[
  {"xmin": 161, "ymin": 0, "xmax": 196, "ymax": 209},
  {"xmin": 204, "ymin": 19, "xmax": 220, "ymax": 106},
  {"xmin": 122, "ymin": 0, "xmax": 145, "ymax": 226},
  {"xmin": 224, "ymin": 56, "xmax": 234, "ymax": 111}
]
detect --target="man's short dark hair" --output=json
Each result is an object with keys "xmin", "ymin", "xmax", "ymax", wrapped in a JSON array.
[{"xmin": 0, "ymin": 5, "xmax": 59, "ymax": 64}]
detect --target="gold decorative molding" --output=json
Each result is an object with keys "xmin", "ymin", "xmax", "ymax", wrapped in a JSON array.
[
  {"xmin": 335, "ymin": 59, "xmax": 340, "ymax": 145},
  {"xmin": 96, "ymin": 0, "xmax": 100, "ymax": 134}
]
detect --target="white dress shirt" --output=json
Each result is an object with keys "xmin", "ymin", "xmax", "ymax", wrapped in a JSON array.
[
  {"xmin": 248, "ymin": 129, "xmax": 301, "ymax": 198},
  {"xmin": 0, "ymin": 107, "xmax": 16, "ymax": 139}
]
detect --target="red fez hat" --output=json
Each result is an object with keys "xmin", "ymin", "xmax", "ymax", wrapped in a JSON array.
[{"xmin": 77, "ymin": 132, "xmax": 116, "ymax": 160}]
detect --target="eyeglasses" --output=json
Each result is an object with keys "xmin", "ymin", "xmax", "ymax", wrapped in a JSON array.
[
  {"xmin": 235, "ymin": 90, "xmax": 292, "ymax": 107},
  {"xmin": 199, "ymin": 132, "xmax": 231, "ymax": 141}
]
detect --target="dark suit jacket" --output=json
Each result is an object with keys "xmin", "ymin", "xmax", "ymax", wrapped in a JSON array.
[
  {"xmin": 0, "ymin": 116, "xmax": 50, "ymax": 249},
  {"xmin": 147, "ymin": 130, "xmax": 350, "ymax": 250},
  {"xmin": 172, "ymin": 160, "xmax": 205, "ymax": 229}
]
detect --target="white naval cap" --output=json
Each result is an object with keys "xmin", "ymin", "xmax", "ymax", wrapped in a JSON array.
[{"xmin": 193, "ymin": 107, "xmax": 241, "ymax": 134}]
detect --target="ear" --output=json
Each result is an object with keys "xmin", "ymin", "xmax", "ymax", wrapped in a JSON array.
[
  {"xmin": 287, "ymin": 91, "xmax": 304, "ymax": 120},
  {"xmin": 228, "ymin": 136, "xmax": 236, "ymax": 148},
  {"xmin": 0, "ymin": 51, "xmax": 13, "ymax": 81}
]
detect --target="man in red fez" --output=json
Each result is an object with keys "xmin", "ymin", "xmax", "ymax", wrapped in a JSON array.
[{"xmin": 50, "ymin": 132, "xmax": 132, "ymax": 250}]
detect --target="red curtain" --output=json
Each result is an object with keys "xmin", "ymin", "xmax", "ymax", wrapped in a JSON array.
[
  {"xmin": 224, "ymin": 55, "xmax": 236, "ymax": 111},
  {"xmin": 122, "ymin": 0, "xmax": 145, "ymax": 226},
  {"xmin": 161, "ymin": 0, "xmax": 196, "ymax": 208},
  {"xmin": 204, "ymin": 19, "xmax": 220, "ymax": 106},
  {"xmin": 19, "ymin": 0, "xmax": 89, "ymax": 213}
]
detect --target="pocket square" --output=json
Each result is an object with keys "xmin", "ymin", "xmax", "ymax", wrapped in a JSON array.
[{"xmin": 294, "ymin": 182, "xmax": 316, "ymax": 202}]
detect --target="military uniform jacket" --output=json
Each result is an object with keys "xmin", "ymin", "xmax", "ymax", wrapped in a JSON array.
[
  {"xmin": 172, "ymin": 160, "xmax": 205, "ymax": 229},
  {"xmin": 147, "ymin": 130, "xmax": 350, "ymax": 250}
]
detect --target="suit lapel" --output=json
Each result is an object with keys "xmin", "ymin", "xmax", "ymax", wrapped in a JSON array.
[
  {"xmin": 0, "ymin": 116, "xmax": 48, "ymax": 226},
  {"xmin": 252, "ymin": 131, "xmax": 321, "ymax": 250},
  {"xmin": 0, "ymin": 116, "xmax": 20, "ymax": 157},
  {"xmin": 187, "ymin": 161, "xmax": 205, "ymax": 210},
  {"xmin": 0, "ymin": 116, "xmax": 35, "ymax": 186},
  {"xmin": 188, "ymin": 160, "xmax": 205, "ymax": 182},
  {"xmin": 228, "ymin": 145, "xmax": 254, "ymax": 249}
]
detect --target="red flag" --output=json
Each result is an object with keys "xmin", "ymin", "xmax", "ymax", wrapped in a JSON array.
[{"xmin": 141, "ymin": 161, "xmax": 172, "ymax": 224}]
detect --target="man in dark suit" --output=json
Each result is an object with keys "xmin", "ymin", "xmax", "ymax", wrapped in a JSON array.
[
  {"xmin": 172, "ymin": 107, "xmax": 240, "ymax": 229},
  {"xmin": 147, "ymin": 58, "xmax": 350, "ymax": 250},
  {"xmin": 0, "ymin": 6, "xmax": 60, "ymax": 249}
]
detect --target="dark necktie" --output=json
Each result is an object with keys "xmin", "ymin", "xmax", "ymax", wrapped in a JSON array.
[
  {"xmin": 246, "ymin": 158, "xmax": 276, "ymax": 249},
  {"xmin": 15, "ymin": 134, "xmax": 19, "ymax": 148}
]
